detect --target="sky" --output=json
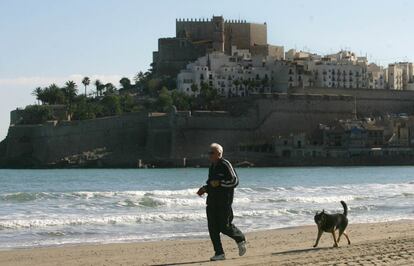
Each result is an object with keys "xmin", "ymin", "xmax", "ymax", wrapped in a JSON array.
[{"xmin": 1, "ymin": 0, "xmax": 414, "ymax": 139}]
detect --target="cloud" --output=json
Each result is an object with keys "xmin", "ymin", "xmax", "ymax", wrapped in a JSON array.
[{"xmin": 0, "ymin": 74, "xmax": 134, "ymax": 88}]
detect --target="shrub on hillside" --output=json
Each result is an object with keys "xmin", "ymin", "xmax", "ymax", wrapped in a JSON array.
[{"xmin": 20, "ymin": 105, "xmax": 53, "ymax": 125}]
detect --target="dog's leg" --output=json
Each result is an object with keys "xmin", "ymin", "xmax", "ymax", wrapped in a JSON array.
[
  {"xmin": 343, "ymin": 232, "xmax": 351, "ymax": 245},
  {"xmin": 337, "ymin": 229, "xmax": 344, "ymax": 243},
  {"xmin": 313, "ymin": 229, "xmax": 323, "ymax": 248},
  {"xmin": 331, "ymin": 230, "xmax": 338, "ymax": 247}
]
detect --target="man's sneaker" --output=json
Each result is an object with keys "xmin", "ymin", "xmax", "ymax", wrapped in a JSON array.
[
  {"xmin": 210, "ymin": 254, "xmax": 225, "ymax": 261},
  {"xmin": 237, "ymin": 241, "xmax": 247, "ymax": 256}
]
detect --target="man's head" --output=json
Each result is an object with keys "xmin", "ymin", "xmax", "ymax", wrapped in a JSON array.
[{"xmin": 208, "ymin": 143, "xmax": 223, "ymax": 163}]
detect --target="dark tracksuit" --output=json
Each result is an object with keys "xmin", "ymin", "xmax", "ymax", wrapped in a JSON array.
[{"xmin": 204, "ymin": 158, "xmax": 245, "ymax": 256}]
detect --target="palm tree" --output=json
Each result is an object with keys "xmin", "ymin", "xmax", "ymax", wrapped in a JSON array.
[
  {"xmin": 94, "ymin": 79, "xmax": 103, "ymax": 97},
  {"xmin": 82, "ymin": 77, "xmax": 90, "ymax": 96},
  {"xmin": 64, "ymin": 81, "xmax": 78, "ymax": 105},
  {"xmin": 45, "ymin": 83, "xmax": 65, "ymax": 105},
  {"xmin": 32, "ymin": 87, "xmax": 43, "ymax": 104}
]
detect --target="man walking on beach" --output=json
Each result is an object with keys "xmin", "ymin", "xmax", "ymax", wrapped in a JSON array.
[{"xmin": 197, "ymin": 143, "xmax": 246, "ymax": 261}]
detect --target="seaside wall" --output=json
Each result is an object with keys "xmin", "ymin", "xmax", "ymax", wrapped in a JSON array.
[
  {"xmin": 4, "ymin": 89, "xmax": 414, "ymax": 167},
  {"xmin": 163, "ymin": 94, "xmax": 355, "ymax": 159},
  {"xmin": 291, "ymin": 87, "xmax": 414, "ymax": 115},
  {"xmin": 3, "ymin": 113, "xmax": 148, "ymax": 166}
]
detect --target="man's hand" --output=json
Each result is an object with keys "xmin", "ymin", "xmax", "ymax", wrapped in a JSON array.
[
  {"xmin": 197, "ymin": 186, "xmax": 206, "ymax": 196},
  {"xmin": 209, "ymin": 180, "xmax": 220, "ymax": 188}
]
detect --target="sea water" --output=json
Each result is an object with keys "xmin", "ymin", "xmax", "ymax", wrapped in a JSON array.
[{"xmin": 0, "ymin": 167, "xmax": 413, "ymax": 249}]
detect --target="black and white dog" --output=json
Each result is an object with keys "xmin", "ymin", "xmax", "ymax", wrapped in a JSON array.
[{"xmin": 313, "ymin": 201, "xmax": 351, "ymax": 248}]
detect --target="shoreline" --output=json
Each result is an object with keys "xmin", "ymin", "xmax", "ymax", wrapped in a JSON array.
[
  {"xmin": 1, "ymin": 220, "xmax": 413, "ymax": 265},
  {"xmin": 3, "ymin": 161, "xmax": 414, "ymax": 169}
]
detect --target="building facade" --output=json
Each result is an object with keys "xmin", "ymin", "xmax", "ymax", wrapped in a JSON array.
[
  {"xmin": 177, "ymin": 49, "xmax": 271, "ymax": 97},
  {"xmin": 387, "ymin": 62, "xmax": 414, "ymax": 90},
  {"xmin": 367, "ymin": 63, "xmax": 387, "ymax": 89}
]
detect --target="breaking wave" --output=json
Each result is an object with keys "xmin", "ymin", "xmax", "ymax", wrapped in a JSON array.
[
  {"xmin": 1, "ymin": 182, "xmax": 413, "ymax": 207},
  {"xmin": 0, "ymin": 212, "xmax": 206, "ymax": 230}
]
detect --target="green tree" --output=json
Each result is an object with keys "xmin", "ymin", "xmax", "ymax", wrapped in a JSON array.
[
  {"xmin": 157, "ymin": 87, "xmax": 173, "ymax": 112},
  {"xmin": 134, "ymin": 71, "xmax": 145, "ymax": 84},
  {"xmin": 104, "ymin": 83, "xmax": 117, "ymax": 95},
  {"xmin": 119, "ymin": 77, "xmax": 131, "ymax": 90},
  {"xmin": 71, "ymin": 96, "xmax": 97, "ymax": 120},
  {"xmin": 190, "ymin": 83, "xmax": 198, "ymax": 94},
  {"xmin": 101, "ymin": 95, "xmax": 122, "ymax": 116},
  {"xmin": 120, "ymin": 94, "xmax": 135, "ymax": 113},
  {"xmin": 82, "ymin": 77, "xmax": 90, "ymax": 96},
  {"xmin": 32, "ymin": 87, "xmax": 44, "ymax": 104},
  {"xmin": 63, "ymin": 80, "xmax": 78, "ymax": 106},
  {"xmin": 94, "ymin": 79, "xmax": 104, "ymax": 97},
  {"xmin": 199, "ymin": 82, "xmax": 219, "ymax": 109},
  {"xmin": 172, "ymin": 90, "xmax": 191, "ymax": 110},
  {"xmin": 147, "ymin": 78, "xmax": 161, "ymax": 96},
  {"xmin": 20, "ymin": 105, "xmax": 53, "ymax": 124},
  {"xmin": 43, "ymin": 84, "xmax": 66, "ymax": 105}
]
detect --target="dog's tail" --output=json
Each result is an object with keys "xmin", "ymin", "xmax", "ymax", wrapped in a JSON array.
[{"xmin": 340, "ymin": 201, "xmax": 348, "ymax": 217}]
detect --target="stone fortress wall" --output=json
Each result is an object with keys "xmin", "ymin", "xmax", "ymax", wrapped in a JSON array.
[
  {"xmin": 3, "ymin": 89, "xmax": 414, "ymax": 167},
  {"xmin": 175, "ymin": 17, "xmax": 267, "ymax": 52},
  {"xmin": 291, "ymin": 87, "xmax": 414, "ymax": 115},
  {"xmin": 3, "ymin": 113, "xmax": 148, "ymax": 166},
  {"xmin": 168, "ymin": 94, "xmax": 355, "ymax": 160}
]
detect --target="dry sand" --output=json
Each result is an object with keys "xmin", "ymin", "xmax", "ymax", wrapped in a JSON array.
[{"xmin": 0, "ymin": 220, "xmax": 413, "ymax": 266}]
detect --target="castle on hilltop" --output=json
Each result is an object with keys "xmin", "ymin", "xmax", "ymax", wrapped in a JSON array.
[
  {"xmin": 153, "ymin": 16, "xmax": 414, "ymax": 96},
  {"xmin": 152, "ymin": 16, "xmax": 284, "ymax": 76}
]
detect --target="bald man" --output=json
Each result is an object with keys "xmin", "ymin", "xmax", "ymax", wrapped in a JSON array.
[{"xmin": 197, "ymin": 143, "xmax": 246, "ymax": 261}]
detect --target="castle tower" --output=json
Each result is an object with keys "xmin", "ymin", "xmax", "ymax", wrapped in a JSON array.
[{"xmin": 212, "ymin": 16, "xmax": 225, "ymax": 52}]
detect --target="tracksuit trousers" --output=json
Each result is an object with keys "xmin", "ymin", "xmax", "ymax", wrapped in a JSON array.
[{"xmin": 207, "ymin": 204, "xmax": 245, "ymax": 255}]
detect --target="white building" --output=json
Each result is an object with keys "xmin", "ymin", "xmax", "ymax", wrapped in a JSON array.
[
  {"xmin": 177, "ymin": 48, "xmax": 414, "ymax": 95},
  {"xmin": 307, "ymin": 51, "xmax": 368, "ymax": 89},
  {"xmin": 177, "ymin": 48, "xmax": 271, "ymax": 97},
  {"xmin": 367, "ymin": 63, "xmax": 387, "ymax": 89},
  {"xmin": 385, "ymin": 62, "xmax": 414, "ymax": 90},
  {"xmin": 388, "ymin": 64, "xmax": 404, "ymax": 90}
]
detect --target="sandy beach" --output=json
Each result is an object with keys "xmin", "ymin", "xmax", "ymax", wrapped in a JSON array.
[{"xmin": 0, "ymin": 220, "xmax": 413, "ymax": 266}]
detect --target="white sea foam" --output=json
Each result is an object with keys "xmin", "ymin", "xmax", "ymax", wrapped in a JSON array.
[
  {"xmin": 0, "ymin": 212, "xmax": 207, "ymax": 229},
  {"xmin": 1, "ymin": 170, "xmax": 413, "ymax": 249}
]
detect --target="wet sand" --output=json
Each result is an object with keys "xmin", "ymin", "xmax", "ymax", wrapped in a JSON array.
[{"xmin": 0, "ymin": 220, "xmax": 413, "ymax": 266}]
